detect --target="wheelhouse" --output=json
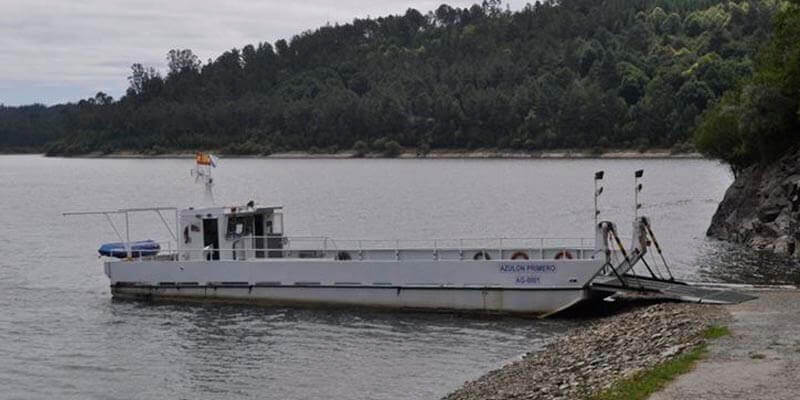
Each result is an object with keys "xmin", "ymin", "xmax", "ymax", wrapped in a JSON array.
[{"xmin": 179, "ymin": 204, "xmax": 285, "ymax": 261}]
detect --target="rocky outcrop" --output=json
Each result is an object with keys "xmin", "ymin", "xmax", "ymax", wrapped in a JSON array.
[{"xmin": 707, "ymin": 148, "xmax": 800, "ymax": 257}]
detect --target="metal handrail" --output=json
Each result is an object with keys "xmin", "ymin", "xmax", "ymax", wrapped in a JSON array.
[
  {"xmin": 104, "ymin": 236, "xmax": 598, "ymax": 253},
  {"xmin": 99, "ymin": 234, "xmax": 621, "ymax": 264},
  {"xmin": 107, "ymin": 238, "xmax": 608, "ymax": 263}
]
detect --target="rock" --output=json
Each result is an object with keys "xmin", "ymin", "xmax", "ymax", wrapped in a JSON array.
[
  {"xmin": 773, "ymin": 235, "xmax": 795, "ymax": 256},
  {"xmin": 661, "ymin": 345, "xmax": 682, "ymax": 358},
  {"xmin": 758, "ymin": 205, "xmax": 784, "ymax": 223},
  {"xmin": 707, "ymin": 147, "xmax": 800, "ymax": 257}
]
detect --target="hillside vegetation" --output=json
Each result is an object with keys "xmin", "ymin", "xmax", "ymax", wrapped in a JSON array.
[
  {"xmin": 0, "ymin": 0, "xmax": 780, "ymax": 156},
  {"xmin": 695, "ymin": 0, "xmax": 800, "ymax": 173}
]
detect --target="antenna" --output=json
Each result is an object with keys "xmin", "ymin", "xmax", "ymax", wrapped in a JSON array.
[
  {"xmin": 594, "ymin": 170, "xmax": 604, "ymax": 227},
  {"xmin": 634, "ymin": 169, "xmax": 643, "ymax": 219},
  {"xmin": 191, "ymin": 152, "xmax": 218, "ymax": 205}
]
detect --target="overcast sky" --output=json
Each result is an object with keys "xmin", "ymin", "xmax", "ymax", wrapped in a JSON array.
[{"xmin": 1, "ymin": 0, "xmax": 525, "ymax": 106}]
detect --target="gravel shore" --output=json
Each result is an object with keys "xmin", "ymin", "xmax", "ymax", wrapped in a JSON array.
[{"xmin": 444, "ymin": 300, "xmax": 728, "ymax": 400}]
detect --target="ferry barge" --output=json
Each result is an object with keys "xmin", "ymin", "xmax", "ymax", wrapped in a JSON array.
[{"xmin": 66, "ymin": 155, "xmax": 751, "ymax": 315}]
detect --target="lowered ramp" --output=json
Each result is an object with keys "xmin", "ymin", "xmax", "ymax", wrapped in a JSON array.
[{"xmin": 591, "ymin": 275, "xmax": 758, "ymax": 304}]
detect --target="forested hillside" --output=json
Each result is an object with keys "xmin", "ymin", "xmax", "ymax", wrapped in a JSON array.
[
  {"xmin": 695, "ymin": 0, "xmax": 800, "ymax": 173},
  {"xmin": 0, "ymin": 0, "xmax": 780, "ymax": 156}
]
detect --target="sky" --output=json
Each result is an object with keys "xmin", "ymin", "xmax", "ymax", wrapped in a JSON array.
[{"xmin": 1, "ymin": 0, "xmax": 524, "ymax": 106}]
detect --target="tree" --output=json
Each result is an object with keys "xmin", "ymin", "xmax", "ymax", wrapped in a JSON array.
[
  {"xmin": 126, "ymin": 63, "xmax": 162, "ymax": 97},
  {"xmin": 738, "ymin": 84, "xmax": 797, "ymax": 161},
  {"xmin": 695, "ymin": 92, "xmax": 749, "ymax": 174},
  {"xmin": 677, "ymin": 79, "xmax": 713, "ymax": 110},
  {"xmin": 352, "ymin": 140, "xmax": 368, "ymax": 157},
  {"xmin": 167, "ymin": 49, "xmax": 200, "ymax": 76},
  {"xmin": 383, "ymin": 140, "xmax": 402, "ymax": 157},
  {"xmin": 617, "ymin": 62, "xmax": 649, "ymax": 105},
  {"xmin": 93, "ymin": 92, "xmax": 113, "ymax": 105}
]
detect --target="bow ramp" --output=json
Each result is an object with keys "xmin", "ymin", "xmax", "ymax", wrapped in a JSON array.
[
  {"xmin": 590, "ymin": 275, "xmax": 757, "ymax": 304},
  {"xmin": 587, "ymin": 170, "xmax": 756, "ymax": 306}
]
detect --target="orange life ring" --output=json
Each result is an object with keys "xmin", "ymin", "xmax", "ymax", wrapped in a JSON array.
[
  {"xmin": 554, "ymin": 250, "xmax": 574, "ymax": 260},
  {"xmin": 511, "ymin": 251, "xmax": 529, "ymax": 260}
]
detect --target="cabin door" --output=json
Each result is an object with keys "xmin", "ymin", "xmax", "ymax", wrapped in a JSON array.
[
  {"xmin": 254, "ymin": 214, "xmax": 265, "ymax": 258},
  {"xmin": 266, "ymin": 219, "xmax": 283, "ymax": 258},
  {"xmin": 203, "ymin": 218, "xmax": 220, "ymax": 260}
]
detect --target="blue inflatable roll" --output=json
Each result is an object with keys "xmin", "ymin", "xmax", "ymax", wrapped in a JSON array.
[{"xmin": 98, "ymin": 240, "xmax": 160, "ymax": 258}]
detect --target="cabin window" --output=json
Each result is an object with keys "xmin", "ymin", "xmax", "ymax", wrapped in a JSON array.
[
  {"xmin": 270, "ymin": 213, "xmax": 283, "ymax": 234},
  {"xmin": 226, "ymin": 215, "xmax": 254, "ymax": 239}
]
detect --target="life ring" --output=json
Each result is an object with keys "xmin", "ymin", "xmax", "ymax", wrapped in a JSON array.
[
  {"xmin": 554, "ymin": 250, "xmax": 574, "ymax": 260},
  {"xmin": 511, "ymin": 251, "xmax": 529, "ymax": 260},
  {"xmin": 473, "ymin": 251, "xmax": 491, "ymax": 261},
  {"xmin": 336, "ymin": 251, "xmax": 352, "ymax": 261}
]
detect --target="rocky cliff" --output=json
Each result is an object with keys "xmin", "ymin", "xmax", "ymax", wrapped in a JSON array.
[{"xmin": 708, "ymin": 148, "xmax": 800, "ymax": 256}]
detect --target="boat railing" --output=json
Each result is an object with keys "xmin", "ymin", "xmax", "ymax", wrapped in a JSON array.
[{"xmin": 113, "ymin": 235, "xmax": 606, "ymax": 262}]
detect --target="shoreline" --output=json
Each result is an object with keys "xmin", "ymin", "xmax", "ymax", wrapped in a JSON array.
[
  {"xmin": 6, "ymin": 149, "xmax": 705, "ymax": 160},
  {"xmin": 444, "ymin": 298, "xmax": 729, "ymax": 400}
]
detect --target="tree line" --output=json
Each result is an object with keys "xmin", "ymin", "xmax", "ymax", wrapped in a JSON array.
[{"xmin": 0, "ymin": 0, "xmax": 781, "ymax": 156}]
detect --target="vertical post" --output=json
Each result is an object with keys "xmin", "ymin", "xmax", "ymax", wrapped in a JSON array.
[
  {"xmin": 124, "ymin": 211, "xmax": 131, "ymax": 259},
  {"xmin": 594, "ymin": 171, "xmax": 604, "ymax": 228},
  {"xmin": 634, "ymin": 173, "xmax": 638, "ymax": 219},
  {"xmin": 635, "ymin": 169, "xmax": 644, "ymax": 219},
  {"xmin": 594, "ymin": 178, "xmax": 598, "ymax": 228},
  {"xmin": 499, "ymin": 238, "xmax": 503, "ymax": 260},
  {"xmin": 175, "ymin": 209, "xmax": 180, "ymax": 255},
  {"xmin": 540, "ymin": 238, "xmax": 544, "ymax": 259}
]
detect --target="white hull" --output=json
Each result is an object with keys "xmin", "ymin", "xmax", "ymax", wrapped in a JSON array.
[
  {"xmin": 111, "ymin": 285, "xmax": 591, "ymax": 314},
  {"xmin": 106, "ymin": 258, "xmax": 604, "ymax": 315}
]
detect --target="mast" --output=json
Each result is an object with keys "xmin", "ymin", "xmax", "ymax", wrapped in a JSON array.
[
  {"xmin": 191, "ymin": 152, "xmax": 218, "ymax": 205},
  {"xmin": 594, "ymin": 170, "xmax": 604, "ymax": 227}
]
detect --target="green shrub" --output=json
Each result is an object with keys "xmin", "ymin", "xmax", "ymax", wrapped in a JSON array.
[
  {"xmin": 372, "ymin": 137, "xmax": 387, "ymax": 151},
  {"xmin": 352, "ymin": 140, "xmax": 368, "ymax": 157},
  {"xmin": 383, "ymin": 140, "xmax": 402, "ymax": 157},
  {"xmin": 417, "ymin": 142, "xmax": 431, "ymax": 157}
]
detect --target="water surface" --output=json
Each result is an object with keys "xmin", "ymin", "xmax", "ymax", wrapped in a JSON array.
[{"xmin": 0, "ymin": 155, "xmax": 754, "ymax": 399}]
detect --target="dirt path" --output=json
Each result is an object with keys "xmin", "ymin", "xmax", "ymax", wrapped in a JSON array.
[{"xmin": 650, "ymin": 290, "xmax": 800, "ymax": 400}]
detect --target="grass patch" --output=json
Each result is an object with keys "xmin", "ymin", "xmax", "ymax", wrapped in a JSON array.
[
  {"xmin": 588, "ymin": 345, "xmax": 707, "ymax": 400},
  {"xmin": 702, "ymin": 325, "xmax": 731, "ymax": 339},
  {"xmin": 588, "ymin": 325, "xmax": 729, "ymax": 400}
]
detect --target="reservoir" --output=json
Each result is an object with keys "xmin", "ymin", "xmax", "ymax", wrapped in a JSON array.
[{"xmin": 0, "ymin": 155, "xmax": 736, "ymax": 399}]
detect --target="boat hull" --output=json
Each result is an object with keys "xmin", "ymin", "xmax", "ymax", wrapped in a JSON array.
[
  {"xmin": 111, "ymin": 285, "xmax": 590, "ymax": 315},
  {"xmin": 105, "ymin": 258, "xmax": 604, "ymax": 315}
]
